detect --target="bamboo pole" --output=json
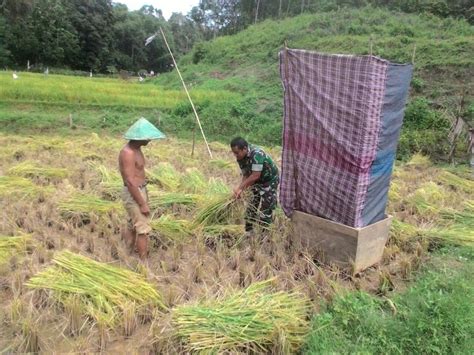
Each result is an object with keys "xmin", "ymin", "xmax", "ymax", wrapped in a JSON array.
[{"xmin": 159, "ymin": 27, "xmax": 213, "ymax": 158}]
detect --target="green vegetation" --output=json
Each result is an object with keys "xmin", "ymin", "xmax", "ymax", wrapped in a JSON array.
[
  {"xmin": 2, "ymin": 7, "xmax": 471, "ymax": 161},
  {"xmin": 304, "ymin": 246, "xmax": 474, "ymax": 354}
]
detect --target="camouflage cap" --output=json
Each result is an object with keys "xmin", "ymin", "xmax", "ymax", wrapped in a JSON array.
[{"xmin": 124, "ymin": 117, "xmax": 166, "ymax": 140}]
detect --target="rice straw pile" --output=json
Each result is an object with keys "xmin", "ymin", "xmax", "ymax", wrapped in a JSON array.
[
  {"xmin": 406, "ymin": 182, "xmax": 446, "ymax": 215},
  {"xmin": 26, "ymin": 251, "xmax": 165, "ymax": 326},
  {"xmin": 172, "ymin": 279, "xmax": 310, "ymax": 353},
  {"xmin": 148, "ymin": 163, "xmax": 181, "ymax": 191},
  {"xmin": 58, "ymin": 193, "xmax": 122, "ymax": 219},
  {"xmin": 96, "ymin": 165, "xmax": 122, "ymax": 199},
  {"xmin": 179, "ymin": 168, "xmax": 207, "ymax": 194},
  {"xmin": 437, "ymin": 170, "xmax": 474, "ymax": 193},
  {"xmin": 148, "ymin": 191, "xmax": 200, "ymax": 209},
  {"xmin": 8, "ymin": 161, "xmax": 69, "ymax": 181},
  {"xmin": 207, "ymin": 178, "xmax": 231, "ymax": 194},
  {"xmin": 209, "ymin": 159, "xmax": 234, "ymax": 170},
  {"xmin": 0, "ymin": 234, "xmax": 32, "ymax": 266},
  {"xmin": 0, "ymin": 176, "xmax": 50, "ymax": 198},
  {"xmin": 151, "ymin": 215, "xmax": 192, "ymax": 243}
]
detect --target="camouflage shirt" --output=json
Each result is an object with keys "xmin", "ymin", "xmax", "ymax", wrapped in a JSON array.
[{"xmin": 238, "ymin": 145, "xmax": 279, "ymax": 185}]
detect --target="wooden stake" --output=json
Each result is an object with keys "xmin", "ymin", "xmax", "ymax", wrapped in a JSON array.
[
  {"xmin": 159, "ymin": 27, "xmax": 213, "ymax": 158},
  {"xmin": 411, "ymin": 44, "xmax": 417, "ymax": 65},
  {"xmin": 191, "ymin": 122, "xmax": 196, "ymax": 157},
  {"xmin": 369, "ymin": 35, "xmax": 374, "ymax": 56}
]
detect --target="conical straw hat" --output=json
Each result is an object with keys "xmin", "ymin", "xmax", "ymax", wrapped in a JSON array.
[{"xmin": 124, "ymin": 117, "xmax": 166, "ymax": 140}]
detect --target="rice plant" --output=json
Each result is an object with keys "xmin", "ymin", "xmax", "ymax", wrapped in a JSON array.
[
  {"xmin": 26, "ymin": 251, "xmax": 165, "ymax": 328},
  {"xmin": 172, "ymin": 279, "xmax": 310, "ymax": 353},
  {"xmin": 151, "ymin": 214, "xmax": 193, "ymax": 243},
  {"xmin": 8, "ymin": 161, "xmax": 69, "ymax": 181}
]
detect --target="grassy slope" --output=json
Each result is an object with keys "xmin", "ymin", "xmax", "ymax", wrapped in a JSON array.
[
  {"xmin": 154, "ymin": 6, "xmax": 473, "ymax": 156},
  {"xmin": 304, "ymin": 246, "xmax": 474, "ymax": 354},
  {"xmin": 0, "ymin": 7, "xmax": 472, "ymax": 154}
]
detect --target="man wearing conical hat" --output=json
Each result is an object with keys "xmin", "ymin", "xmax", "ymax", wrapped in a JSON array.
[{"xmin": 119, "ymin": 118, "xmax": 165, "ymax": 260}]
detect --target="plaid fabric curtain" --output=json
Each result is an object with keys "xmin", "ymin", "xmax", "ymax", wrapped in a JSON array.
[{"xmin": 280, "ymin": 49, "xmax": 412, "ymax": 227}]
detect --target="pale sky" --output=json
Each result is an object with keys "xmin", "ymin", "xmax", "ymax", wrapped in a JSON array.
[{"xmin": 116, "ymin": 0, "xmax": 199, "ymax": 19}]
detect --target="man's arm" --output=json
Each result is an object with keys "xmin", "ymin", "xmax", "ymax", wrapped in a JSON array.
[
  {"xmin": 234, "ymin": 171, "xmax": 261, "ymax": 198},
  {"xmin": 121, "ymin": 150, "xmax": 149, "ymax": 215}
]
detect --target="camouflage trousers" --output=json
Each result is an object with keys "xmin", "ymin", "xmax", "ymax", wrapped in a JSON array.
[{"xmin": 245, "ymin": 180, "xmax": 279, "ymax": 232}]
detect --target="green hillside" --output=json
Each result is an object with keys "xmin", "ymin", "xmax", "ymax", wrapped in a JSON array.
[
  {"xmin": 1, "ymin": 6, "xmax": 472, "ymax": 160},
  {"xmin": 154, "ymin": 6, "xmax": 473, "ymax": 159}
]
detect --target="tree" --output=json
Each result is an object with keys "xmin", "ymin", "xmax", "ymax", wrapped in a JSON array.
[
  {"xmin": 68, "ymin": 0, "xmax": 115, "ymax": 71},
  {"xmin": 0, "ymin": 15, "xmax": 11, "ymax": 67}
]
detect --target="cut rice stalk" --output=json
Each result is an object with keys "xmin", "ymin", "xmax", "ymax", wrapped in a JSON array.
[
  {"xmin": 151, "ymin": 215, "xmax": 193, "ymax": 243},
  {"xmin": 147, "ymin": 163, "xmax": 181, "ymax": 191},
  {"xmin": 58, "ymin": 193, "xmax": 122, "ymax": 220},
  {"xmin": 193, "ymin": 194, "xmax": 242, "ymax": 227},
  {"xmin": 26, "ymin": 251, "xmax": 166, "ymax": 328},
  {"xmin": 0, "ymin": 176, "xmax": 51, "ymax": 198},
  {"xmin": 0, "ymin": 234, "xmax": 32, "ymax": 266},
  {"xmin": 437, "ymin": 170, "xmax": 474, "ymax": 193},
  {"xmin": 172, "ymin": 279, "xmax": 310, "ymax": 354},
  {"xmin": 179, "ymin": 168, "xmax": 207, "ymax": 194},
  {"xmin": 8, "ymin": 161, "xmax": 69, "ymax": 181},
  {"xmin": 148, "ymin": 191, "xmax": 200, "ymax": 210}
]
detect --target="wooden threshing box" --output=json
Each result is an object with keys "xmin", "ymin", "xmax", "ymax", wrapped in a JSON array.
[{"xmin": 291, "ymin": 211, "xmax": 392, "ymax": 273}]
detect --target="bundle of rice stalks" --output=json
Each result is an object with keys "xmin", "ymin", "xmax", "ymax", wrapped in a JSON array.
[
  {"xmin": 8, "ymin": 161, "xmax": 69, "ymax": 181},
  {"xmin": 388, "ymin": 180, "xmax": 402, "ymax": 203},
  {"xmin": 58, "ymin": 193, "xmax": 122, "ymax": 220},
  {"xmin": 207, "ymin": 178, "xmax": 231, "ymax": 194},
  {"xmin": 0, "ymin": 234, "xmax": 32, "ymax": 266},
  {"xmin": 148, "ymin": 191, "xmax": 200, "ymax": 210},
  {"xmin": 172, "ymin": 279, "xmax": 310, "ymax": 353},
  {"xmin": 437, "ymin": 170, "xmax": 474, "ymax": 193},
  {"xmin": 148, "ymin": 163, "xmax": 181, "ymax": 191},
  {"xmin": 26, "ymin": 251, "xmax": 165, "ymax": 327},
  {"xmin": 424, "ymin": 227, "xmax": 474, "ymax": 246},
  {"xmin": 440, "ymin": 207, "xmax": 474, "ymax": 229},
  {"xmin": 406, "ymin": 182, "xmax": 446, "ymax": 216},
  {"xmin": 405, "ymin": 153, "xmax": 432, "ymax": 168},
  {"xmin": 179, "ymin": 168, "xmax": 207, "ymax": 194},
  {"xmin": 151, "ymin": 215, "xmax": 192, "ymax": 243},
  {"xmin": 209, "ymin": 159, "xmax": 234, "ymax": 170},
  {"xmin": 193, "ymin": 194, "xmax": 242, "ymax": 226},
  {"xmin": 0, "ymin": 176, "xmax": 50, "ymax": 198},
  {"xmin": 95, "ymin": 165, "xmax": 122, "ymax": 199}
]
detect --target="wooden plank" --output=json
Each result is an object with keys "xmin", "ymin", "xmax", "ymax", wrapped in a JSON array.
[
  {"xmin": 355, "ymin": 216, "xmax": 392, "ymax": 272},
  {"xmin": 292, "ymin": 211, "xmax": 357, "ymax": 266},
  {"xmin": 291, "ymin": 211, "xmax": 392, "ymax": 272}
]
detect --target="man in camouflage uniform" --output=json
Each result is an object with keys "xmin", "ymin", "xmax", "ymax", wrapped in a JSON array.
[{"xmin": 230, "ymin": 137, "xmax": 279, "ymax": 233}]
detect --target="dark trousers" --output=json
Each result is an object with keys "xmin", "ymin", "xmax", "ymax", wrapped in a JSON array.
[{"xmin": 245, "ymin": 181, "xmax": 278, "ymax": 232}]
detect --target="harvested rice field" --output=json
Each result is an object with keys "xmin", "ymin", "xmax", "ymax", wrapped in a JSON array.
[{"xmin": 0, "ymin": 134, "xmax": 473, "ymax": 353}]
